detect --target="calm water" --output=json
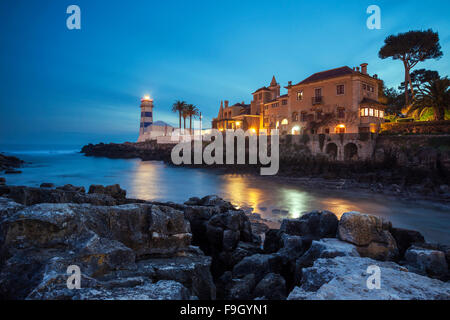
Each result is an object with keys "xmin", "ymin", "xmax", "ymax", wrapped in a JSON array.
[{"xmin": 1, "ymin": 145, "xmax": 449, "ymax": 244}]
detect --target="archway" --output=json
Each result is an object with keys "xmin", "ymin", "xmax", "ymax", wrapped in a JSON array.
[
  {"xmin": 325, "ymin": 143, "xmax": 338, "ymax": 160},
  {"xmin": 344, "ymin": 143, "xmax": 358, "ymax": 161}
]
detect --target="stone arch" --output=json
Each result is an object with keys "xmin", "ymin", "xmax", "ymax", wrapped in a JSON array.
[
  {"xmin": 344, "ymin": 143, "xmax": 358, "ymax": 161},
  {"xmin": 325, "ymin": 143, "xmax": 338, "ymax": 160}
]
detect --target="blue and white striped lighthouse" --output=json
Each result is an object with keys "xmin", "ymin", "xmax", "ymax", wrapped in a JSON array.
[{"xmin": 139, "ymin": 95, "xmax": 154, "ymax": 137}]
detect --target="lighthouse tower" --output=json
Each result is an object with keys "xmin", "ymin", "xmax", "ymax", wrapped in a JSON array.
[{"xmin": 139, "ymin": 95, "xmax": 154, "ymax": 139}]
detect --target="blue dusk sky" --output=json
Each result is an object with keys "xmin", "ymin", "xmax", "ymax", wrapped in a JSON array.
[{"xmin": 0, "ymin": 0, "xmax": 449, "ymax": 146}]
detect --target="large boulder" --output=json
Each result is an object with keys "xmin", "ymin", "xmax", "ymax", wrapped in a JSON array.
[
  {"xmin": 390, "ymin": 228, "xmax": 425, "ymax": 258},
  {"xmin": 253, "ymin": 273, "xmax": 287, "ymax": 300},
  {"xmin": 280, "ymin": 210, "xmax": 338, "ymax": 240},
  {"xmin": 288, "ymin": 256, "xmax": 450, "ymax": 300},
  {"xmin": 233, "ymin": 254, "xmax": 282, "ymax": 284},
  {"xmin": 405, "ymin": 246, "xmax": 449, "ymax": 280},
  {"xmin": 0, "ymin": 201, "xmax": 215, "ymax": 300},
  {"xmin": 338, "ymin": 212, "xmax": 398, "ymax": 261}
]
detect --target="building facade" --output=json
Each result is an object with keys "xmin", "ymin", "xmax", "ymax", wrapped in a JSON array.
[{"xmin": 212, "ymin": 64, "xmax": 386, "ymax": 135}]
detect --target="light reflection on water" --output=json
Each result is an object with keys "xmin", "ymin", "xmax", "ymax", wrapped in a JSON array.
[{"xmin": 3, "ymin": 151, "xmax": 450, "ymax": 244}]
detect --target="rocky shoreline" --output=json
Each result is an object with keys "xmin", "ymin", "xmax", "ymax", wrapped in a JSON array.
[
  {"xmin": 81, "ymin": 141, "xmax": 450, "ymax": 203},
  {"xmin": 0, "ymin": 183, "xmax": 448, "ymax": 300},
  {"xmin": 0, "ymin": 153, "xmax": 23, "ymax": 175}
]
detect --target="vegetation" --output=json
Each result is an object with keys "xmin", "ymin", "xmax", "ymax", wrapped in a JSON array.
[
  {"xmin": 410, "ymin": 77, "xmax": 450, "ymax": 120},
  {"xmin": 171, "ymin": 100, "xmax": 200, "ymax": 132},
  {"xmin": 379, "ymin": 29, "xmax": 443, "ymax": 106}
]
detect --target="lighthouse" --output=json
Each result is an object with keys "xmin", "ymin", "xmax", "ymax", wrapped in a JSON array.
[{"xmin": 139, "ymin": 95, "xmax": 154, "ymax": 138}]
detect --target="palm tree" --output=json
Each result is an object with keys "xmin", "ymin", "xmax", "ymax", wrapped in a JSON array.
[
  {"xmin": 185, "ymin": 104, "xmax": 199, "ymax": 134},
  {"xmin": 171, "ymin": 100, "xmax": 187, "ymax": 129},
  {"xmin": 409, "ymin": 77, "xmax": 450, "ymax": 121}
]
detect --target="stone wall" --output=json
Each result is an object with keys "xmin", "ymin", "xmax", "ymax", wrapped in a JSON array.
[{"xmin": 280, "ymin": 133, "xmax": 377, "ymax": 161}]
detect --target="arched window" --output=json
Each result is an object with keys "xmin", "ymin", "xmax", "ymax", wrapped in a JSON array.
[{"xmin": 281, "ymin": 119, "xmax": 289, "ymax": 125}]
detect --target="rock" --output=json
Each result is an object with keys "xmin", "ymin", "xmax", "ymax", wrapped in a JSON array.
[
  {"xmin": 288, "ymin": 256, "xmax": 450, "ymax": 300},
  {"xmin": 200, "ymin": 195, "xmax": 235, "ymax": 212},
  {"xmin": 280, "ymin": 210, "xmax": 338, "ymax": 240},
  {"xmin": 253, "ymin": 273, "xmax": 286, "ymax": 300},
  {"xmin": 184, "ymin": 197, "xmax": 201, "ymax": 206},
  {"xmin": 88, "ymin": 184, "xmax": 126, "ymax": 199},
  {"xmin": 405, "ymin": 246, "xmax": 449, "ymax": 280},
  {"xmin": 4, "ymin": 170, "xmax": 22, "ymax": 174},
  {"xmin": 0, "ymin": 197, "xmax": 24, "ymax": 220},
  {"xmin": 439, "ymin": 185, "xmax": 449, "ymax": 194},
  {"xmin": 0, "ymin": 177, "xmax": 5, "ymax": 185},
  {"xmin": 228, "ymin": 274, "xmax": 256, "ymax": 300},
  {"xmin": 338, "ymin": 212, "xmax": 398, "ymax": 261},
  {"xmin": 391, "ymin": 228, "xmax": 425, "ymax": 258},
  {"xmin": 0, "ymin": 185, "xmax": 117, "ymax": 206},
  {"xmin": 277, "ymin": 234, "xmax": 307, "ymax": 262},
  {"xmin": 0, "ymin": 201, "xmax": 207, "ymax": 299},
  {"xmin": 233, "ymin": 254, "xmax": 282, "ymax": 283},
  {"xmin": 29, "ymin": 278, "xmax": 191, "ymax": 300},
  {"xmin": 40, "ymin": 183, "xmax": 55, "ymax": 188},
  {"xmin": 137, "ymin": 254, "xmax": 216, "ymax": 300},
  {"xmin": 263, "ymin": 229, "xmax": 283, "ymax": 253},
  {"xmin": 56, "ymin": 184, "xmax": 86, "ymax": 193}
]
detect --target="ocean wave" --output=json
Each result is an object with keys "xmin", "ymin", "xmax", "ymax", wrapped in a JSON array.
[{"xmin": 4, "ymin": 150, "xmax": 79, "ymax": 155}]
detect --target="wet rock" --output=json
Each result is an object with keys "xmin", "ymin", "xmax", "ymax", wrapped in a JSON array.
[
  {"xmin": 405, "ymin": 246, "xmax": 449, "ymax": 280},
  {"xmin": 338, "ymin": 211, "xmax": 398, "ymax": 261},
  {"xmin": 40, "ymin": 183, "xmax": 55, "ymax": 188},
  {"xmin": 288, "ymin": 256, "xmax": 450, "ymax": 300},
  {"xmin": 280, "ymin": 210, "xmax": 338, "ymax": 240},
  {"xmin": 253, "ymin": 273, "xmax": 286, "ymax": 300},
  {"xmin": 391, "ymin": 228, "xmax": 425, "ymax": 258},
  {"xmin": 88, "ymin": 184, "xmax": 126, "ymax": 200}
]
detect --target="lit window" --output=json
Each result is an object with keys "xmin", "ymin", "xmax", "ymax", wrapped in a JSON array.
[
  {"xmin": 369, "ymin": 108, "xmax": 374, "ymax": 117},
  {"xmin": 375, "ymin": 109, "xmax": 379, "ymax": 117},
  {"xmin": 337, "ymin": 85, "xmax": 345, "ymax": 95},
  {"xmin": 364, "ymin": 108, "xmax": 369, "ymax": 117},
  {"xmin": 281, "ymin": 119, "xmax": 288, "ymax": 125},
  {"xmin": 276, "ymin": 121, "xmax": 280, "ymax": 129},
  {"xmin": 360, "ymin": 109, "xmax": 364, "ymax": 117},
  {"xmin": 380, "ymin": 111, "xmax": 384, "ymax": 118},
  {"xmin": 297, "ymin": 91, "xmax": 303, "ymax": 100}
]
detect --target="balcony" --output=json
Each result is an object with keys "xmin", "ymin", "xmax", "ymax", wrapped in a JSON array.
[{"xmin": 312, "ymin": 96, "xmax": 323, "ymax": 105}]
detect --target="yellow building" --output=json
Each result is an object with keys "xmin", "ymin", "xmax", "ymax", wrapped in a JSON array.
[{"xmin": 212, "ymin": 63, "xmax": 386, "ymax": 134}]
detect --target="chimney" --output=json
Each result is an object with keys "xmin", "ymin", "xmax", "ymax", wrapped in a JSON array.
[
  {"xmin": 360, "ymin": 63, "xmax": 368, "ymax": 75},
  {"xmin": 288, "ymin": 81, "xmax": 292, "ymax": 86},
  {"xmin": 373, "ymin": 74, "xmax": 378, "ymax": 79},
  {"xmin": 241, "ymin": 101, "xmax": 245, "ymax": 105},
  {"xmin": 356, "ymin": 67, "xmax": 360, "ymax": 72},
  {"xmin": 225, "ymin": 100, "xmax": 229, "ymax": 108}
]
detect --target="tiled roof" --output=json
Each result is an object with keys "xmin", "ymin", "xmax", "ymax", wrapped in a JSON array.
[
  {"xmin": 360, "ymin": 98, "xmax": 386, "ymax": 107},
  {"xmin": 252, "ymin": 86, "xmax": 271, "ymax": 94},
  {"xmin": 295, "ymin": 66, "xmax": 355, "ymax": 85}
]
